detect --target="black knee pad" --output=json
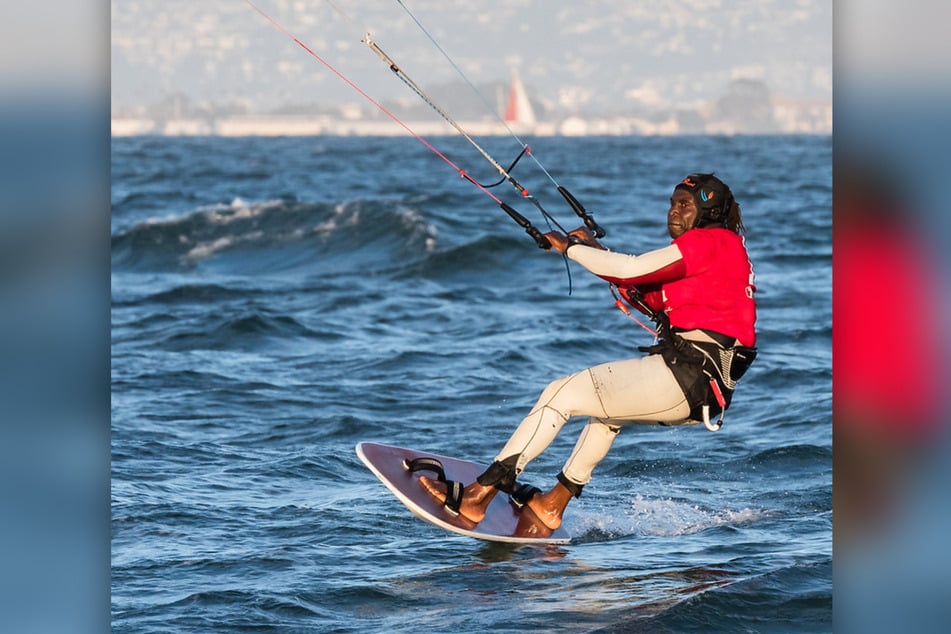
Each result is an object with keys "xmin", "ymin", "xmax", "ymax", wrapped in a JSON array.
[
  {"xmin": 476, "ymin": 455, "xmax": 520, "ymax": 493},
  {"xmin": 557, "ymin": 471, "xmax": 585, "ymax": 498}
]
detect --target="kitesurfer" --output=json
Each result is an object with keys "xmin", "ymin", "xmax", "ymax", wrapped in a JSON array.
[{"xmin": 420, "ymin": 173, "xmax": 758, "ymax": 534}]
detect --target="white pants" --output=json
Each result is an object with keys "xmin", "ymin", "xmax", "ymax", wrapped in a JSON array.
[{"xmin": 495, "ymin": 354, "xmax": 694, "ymax": 487}]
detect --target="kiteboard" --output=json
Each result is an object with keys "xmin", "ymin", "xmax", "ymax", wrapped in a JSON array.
[{"xmin": 355, "ymin": 442, "xmax": 571, "ymax": 545}]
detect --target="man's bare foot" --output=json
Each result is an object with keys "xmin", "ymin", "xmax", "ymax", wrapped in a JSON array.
[
  {"xmin": 418, "ymin": 476, "xmax": 499, "ymax": 523},
  {"xmin": 525, "ymin": 482, "xmax": 574, "ymax": 530},
  {"xmin": 513, "ymin": 504, "xmax": 554, "ymax": 538}
]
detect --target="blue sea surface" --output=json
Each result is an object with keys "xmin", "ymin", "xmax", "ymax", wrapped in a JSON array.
[{"xmin": 111, "ymin": 134, "xmax": 831, "ymax": 632}]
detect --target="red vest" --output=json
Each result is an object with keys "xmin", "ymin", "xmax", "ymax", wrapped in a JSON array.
[{"xmin": 643, "ymin": 228, "xmax": 757, "ymax": 347}]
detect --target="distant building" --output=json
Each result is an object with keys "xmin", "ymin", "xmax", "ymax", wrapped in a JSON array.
[{"xmin": 111, "ymin": 75, "xmax": 830, "ymax": 137}]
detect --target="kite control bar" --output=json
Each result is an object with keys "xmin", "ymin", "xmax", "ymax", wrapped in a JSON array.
[
  {"xmin": 558, "ymin": 186, "xmax": 606, "ymax": 238},
  {"xmin": 500, "ymin": 202, "xmax": 551, "ymax": 249}
]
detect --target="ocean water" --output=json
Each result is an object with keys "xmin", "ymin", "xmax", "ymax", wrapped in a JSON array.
[{"xmin": 111, "ymin": 134, "xmax": 831, "ymax": 632}]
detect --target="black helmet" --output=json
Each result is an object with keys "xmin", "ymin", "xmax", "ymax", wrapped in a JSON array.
[{"xmin": 674, "ymin": 173, "xmax": 734, "ymax": 229}]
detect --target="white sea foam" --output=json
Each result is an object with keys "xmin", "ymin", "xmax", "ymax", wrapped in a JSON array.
[
  {"xmin": 571, "ymin": 494, "xmax": 766, "ymax": 539},
  {"xmin": 185, "ymin": 236, "xmax": 236, "ymax": 261}
]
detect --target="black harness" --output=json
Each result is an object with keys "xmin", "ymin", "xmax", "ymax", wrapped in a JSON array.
[{"xmin": 627, "ymin": 289, "xmax": 757, "ymax": 430}]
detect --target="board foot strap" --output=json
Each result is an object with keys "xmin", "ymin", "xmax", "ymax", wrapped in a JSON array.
[
  {"xmin": 402, "ymin": 457, "xmax": 447, "ymax": 482},
  {"xmin": 402, "ymin": 456, "xmax": 464, "ymax": 516},
  {"xmin": 509, "ymin": 482, "xmax": 541, "ymax": 509}
]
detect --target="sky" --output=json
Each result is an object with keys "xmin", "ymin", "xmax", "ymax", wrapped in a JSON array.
[{"xmin": 111, "ymin": 0, "xmax": 833, "ymax": 116}]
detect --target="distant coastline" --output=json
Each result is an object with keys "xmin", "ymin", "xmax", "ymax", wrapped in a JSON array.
[
  {"xmin": 112, "ymin": 103, "xmax": 831, "ymax": 138},
  {"xmin": 113, "ymin": 75, "xmax": 830, "ymax": 138}
]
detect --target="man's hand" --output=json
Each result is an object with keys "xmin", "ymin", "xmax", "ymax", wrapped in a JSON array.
[
  {"xmin": 543, "ymin": 231, "xmax": 570, "ymax": 253},
  {"xmin": 567, "ymin": 226, "xmax": 605, "ymax": 249},
  {"xmin": 544, "ymin": 226, "xmax": 605, "ymax": 254}
]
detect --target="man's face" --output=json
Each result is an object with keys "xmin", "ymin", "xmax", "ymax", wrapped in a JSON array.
[{"xmin": 668, "ymin": 189, "xmax": 699, "ymax": 238}]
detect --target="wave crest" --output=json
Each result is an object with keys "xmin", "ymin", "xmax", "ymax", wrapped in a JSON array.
[{"xmin": 111, "ymin": 197, "xmax": 438, "ymax": 274}]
